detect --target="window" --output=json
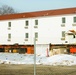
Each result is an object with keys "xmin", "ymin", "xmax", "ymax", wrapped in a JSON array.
[
  {"xmin": 74, "ymin": 17, "xmax": 76, "ymax": 23},
  {"xmin": 8, "ymin": 22, "xmax": 11, "ymax": 27},
  {"xmin": 35, "ymin": 32, "xmax": 38, "ymax": 38},
  {"xmin": 25, "ymin": 33, "xmax": 29, "ymax": 38},
  {"xmin": 35, "ymin": 20, "xmax": 38, "ymax": 25},
  {"xmin": 25, "ymin": 21, "xmax": 29, "ymax": 26},
  {"xmin": 62, "ymin": 17, "xmax": 65, "ymax": 23},
  {"xmin": 8, "ymin": 34, "xmax": 11, "ymax": 39},
  {"xmin": 62, "ymin": 31, "xmax": 65, "ymax": 37}
]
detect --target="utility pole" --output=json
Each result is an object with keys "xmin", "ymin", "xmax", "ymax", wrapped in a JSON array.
[{"xmin": 34, "ymin": 37, "xmax": 36, "ymax": 75}]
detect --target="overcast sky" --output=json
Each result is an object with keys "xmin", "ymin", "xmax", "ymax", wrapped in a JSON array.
[{"xmin": 0, "ymin": 0, "xmax": 76, "ymax": 13}]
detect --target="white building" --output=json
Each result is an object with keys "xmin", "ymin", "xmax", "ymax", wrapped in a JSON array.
[{"xmin": 0, "ymin": 7, "xmax": 76, "ymax": 55}]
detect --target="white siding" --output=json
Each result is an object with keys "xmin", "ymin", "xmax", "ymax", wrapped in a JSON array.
[
  {"xmin": 36, "ymin": 44, "xmax": 49, "ymax": 55},
  {"xmin": 0, "ymin": 14, "xmax": 76, "ymax": 45}
]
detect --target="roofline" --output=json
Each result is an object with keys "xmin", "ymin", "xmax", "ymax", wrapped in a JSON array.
[{"xmin": 0, "ymin": 7, "xmax": 76, "ymax": 20}]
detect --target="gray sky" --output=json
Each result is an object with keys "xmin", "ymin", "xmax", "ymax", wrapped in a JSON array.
[{"xmin": 0, "ymin": 0, "xmax": 76, "ymax": 13}]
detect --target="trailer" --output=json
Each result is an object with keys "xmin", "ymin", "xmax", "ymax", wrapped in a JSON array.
[
  {"xmin": 49, "ymin": 43, "xmax": 76, "ymax": 54},
  {"xmin": 0, "ymin": 44, "xmax": 34, "ymax": 54}
]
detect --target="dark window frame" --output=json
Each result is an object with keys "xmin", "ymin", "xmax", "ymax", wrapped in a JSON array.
[
  {"xmin": 35, "ymin": 20, "xmax": 38, "ymax": 25},
  {"xmin": 62, "ymin": 31, "xmax": 65, "ymax": 37},
  {"xmin": 8, "ymin": 22, "xmax": 11, "ymax": 27},
  {"xmin": 8, "ymin": 33, "xmax": 11, "ymax": 39},
  {"xmin": 62, "ymin": 17, "xmax": 65, "ymax": 23},
  {"xmin": 25, "ymin": 21, "xmax": 29, "ymax": 26},
  {"xmin": 25, "ymin": 33, "xmax": 29, "ymax": 38},
  {"xmin": 74, "ymin": 17, "xmax": 76, "ymax": 23},
  {"xmin": 35, "ymin": 32, "xmax": 38, "ymax": 38}
]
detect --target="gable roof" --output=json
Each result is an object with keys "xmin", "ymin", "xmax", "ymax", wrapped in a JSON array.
[{"xmin": 0, "ymin": 7, "xmax": 76, "ymax": 20}]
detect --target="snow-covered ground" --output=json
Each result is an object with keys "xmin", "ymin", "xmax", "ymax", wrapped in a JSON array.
[{"xmin": 0, "ymin": 53, "xmax": 76, "ymax": 66}]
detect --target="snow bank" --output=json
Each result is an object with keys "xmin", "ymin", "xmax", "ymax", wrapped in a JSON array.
[
  {"xmin": 46, "ymin": 54, "xmax": 76, "ymax": 66},
  {"xmin": 0, "ymin": 53, "xmax": 76, "ymax": 66}
]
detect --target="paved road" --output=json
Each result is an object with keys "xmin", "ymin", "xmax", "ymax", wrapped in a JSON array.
[{"xmin": 0, "ymin": 64, "xmax": 76, "ymax": 75}]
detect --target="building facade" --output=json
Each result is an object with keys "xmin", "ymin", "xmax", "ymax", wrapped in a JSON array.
[{"xmin": 0, "ymin": 7, "xmax": 76, "ymax": 55}]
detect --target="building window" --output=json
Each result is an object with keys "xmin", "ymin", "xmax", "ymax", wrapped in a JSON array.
[
  {"xmin": 8, "ymin": 34, "xmax": 11, "ymax": 41},
  {"xmin": 62, "ymin": 31, "xmax": 65, "ymax": 37},
  {"xmin": 62, "ymin": 17, "xmax": 65, "ymax": 23},
  {"xmin": 8, "ymin": 22, "xmax": 11, "ymax": 27},
  {"xmin": 61, "ymin": 31, "xmax": 65, "ymax": 40},
  {"xmin": 35, "ymin": 20, "xmax": 38, "ymax": 25},
  {"xmin": 35, "ymin": 32, "xmax": 38, "ymax": 38},
  {"xmin": 34, "ymin": 20, "xmax": 38, "ymax": 28},
  {"xmin": 25, "ymin": 21, "xmax": 29, "ymax": 29},
  {"xmin": 8, "ymin": 22, "xmax": 11, "ymax": 30},
  {"xmin": 74, "ymin": 17, "xmax": 76, "ymax": 23},
  {"xmin": 25, "ymin": 33, "xmax": 29, "ymax": 38},
  {"xmin": 8, "ymin": 34, "xmax": 11, "ymax": 39},
  {"xmin": 25, "ymin": 21, "xmax": 29, "ymax": 26}
]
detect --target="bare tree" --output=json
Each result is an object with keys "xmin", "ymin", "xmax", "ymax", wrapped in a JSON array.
[{"xmin": 0, "ymin": 5, "xmax": 16, "ymax": 15}]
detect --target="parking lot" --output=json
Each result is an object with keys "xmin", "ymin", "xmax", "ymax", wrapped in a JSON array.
[{"xmin": 0, "ymin": 64, "xmax": 76, "ymax": 75}]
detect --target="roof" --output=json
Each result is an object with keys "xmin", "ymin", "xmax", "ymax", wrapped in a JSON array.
[{"xmin": 0, "ymin": 7, "xmax": 76, "ymax": 20}]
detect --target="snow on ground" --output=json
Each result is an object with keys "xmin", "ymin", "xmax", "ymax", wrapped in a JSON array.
[{"xmin": 0, "ymin": 53, "xmax": 76, "ymax": 66}]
